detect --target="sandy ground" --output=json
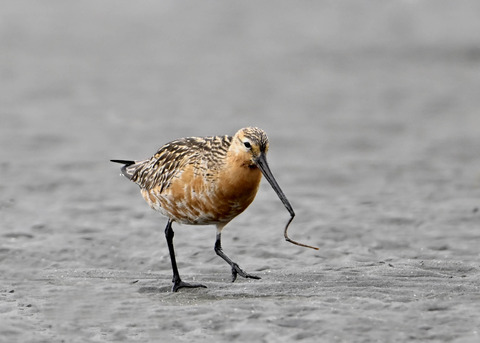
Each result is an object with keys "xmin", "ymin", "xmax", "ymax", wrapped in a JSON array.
[{"xmin": 2, "ymin": 1, "xmax": 480, "ymax": 342}]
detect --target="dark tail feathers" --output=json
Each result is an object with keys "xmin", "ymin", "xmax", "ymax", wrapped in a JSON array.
[
  {"xmin": 111, "ymin": 159, "xmax": 136, "ymax": 180},
  {"xmin": 110, "ymin": 159, "xmax": 135, "ymax": 166}
]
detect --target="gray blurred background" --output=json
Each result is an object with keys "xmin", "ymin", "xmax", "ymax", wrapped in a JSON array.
[{"xmin": 2, "ymin": 1, "xmax": 480, "ymax": 342}]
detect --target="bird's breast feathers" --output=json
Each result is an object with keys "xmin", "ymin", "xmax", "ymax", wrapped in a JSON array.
[{"xmin": 141, "ymin": 159, "xmax": 262, "ymax": 225}]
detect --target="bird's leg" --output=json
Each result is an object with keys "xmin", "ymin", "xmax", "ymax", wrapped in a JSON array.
[
  {"xmin": 164, "ymin": 220, "xmax": 207, "ymax": 292},
  {"xmin": 214, "ymin": 231, "xmax": 261, "ymax": 282}
]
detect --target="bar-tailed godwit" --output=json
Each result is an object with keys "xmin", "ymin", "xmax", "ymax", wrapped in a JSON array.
[{"xmin": 112, "ymin": 127, "xmax": 317, "ymax": 292}]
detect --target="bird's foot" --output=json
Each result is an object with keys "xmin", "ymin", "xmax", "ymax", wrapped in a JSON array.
[
  {"xmin": 172, "ymin": 279, "xmax": 207, "ymax": 292},
  {"xmin": 231, "ymin": 263, "xmax": 261, "ymax": 283}
]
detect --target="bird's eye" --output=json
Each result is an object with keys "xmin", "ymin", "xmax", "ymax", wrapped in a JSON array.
[{"xmin": 243, "ymin": 141, "xmax": 252, "ymax": 149}]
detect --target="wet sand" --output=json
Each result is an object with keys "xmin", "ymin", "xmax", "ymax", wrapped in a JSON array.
[{"xmin": 1, "ymin": 1, "xmax": 480, "ymax": 342}]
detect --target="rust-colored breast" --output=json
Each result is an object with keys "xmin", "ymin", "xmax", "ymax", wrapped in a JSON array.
[{"xmin": 141, "ymin": 163, "xmax": 262, "ymax": 225}]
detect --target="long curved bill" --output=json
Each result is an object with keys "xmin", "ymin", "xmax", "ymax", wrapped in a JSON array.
[{"xmin": 256, "ymin": 153, "xmax": 319, "ymax": 250}]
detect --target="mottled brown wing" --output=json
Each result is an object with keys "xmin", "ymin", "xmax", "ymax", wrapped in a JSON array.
[{"xmin": 130, "ymin": 135, "xmax": 232, "ymax": 192}]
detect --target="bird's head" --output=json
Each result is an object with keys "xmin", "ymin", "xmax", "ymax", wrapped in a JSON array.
[{"xmin": 232, "ymin": 127, "xmax": 270, "ymax": 166}]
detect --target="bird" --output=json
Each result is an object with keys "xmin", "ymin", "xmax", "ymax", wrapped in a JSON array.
[{"xmin": 111, "ymin": 127, "xmax": 306, "ymax": 292}]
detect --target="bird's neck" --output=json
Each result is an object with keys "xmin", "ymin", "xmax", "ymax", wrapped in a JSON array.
[{"xmin": 220, "ymin": 149, "xmax": 262, "ymax": 198}]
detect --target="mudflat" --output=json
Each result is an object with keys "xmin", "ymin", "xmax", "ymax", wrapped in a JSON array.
[{"xmin": 1, "ymin": 1, "xmax": 480, "ymax": 342}]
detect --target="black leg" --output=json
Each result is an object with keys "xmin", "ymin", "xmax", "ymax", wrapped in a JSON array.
[
  {"xmin": 164, "ymin": 220, "xmax": 207, "ymax": 292},
  {"xmin": 214, "ymin": 231, "xmax": 261, "ymax": 282}
]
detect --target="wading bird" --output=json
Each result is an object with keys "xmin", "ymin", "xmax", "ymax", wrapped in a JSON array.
[{"xmin": 112, "ymin": 127, "xmax": 316, "ymax": 292}]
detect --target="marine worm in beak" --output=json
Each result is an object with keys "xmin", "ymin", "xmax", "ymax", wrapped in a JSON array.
[
  {"xmin": 256, "ymin": 153, "xmax": 318, "ymax": 251},
  {"xmin": 284, "ymin": 215, "xmax": 319, "ymax": 250}
]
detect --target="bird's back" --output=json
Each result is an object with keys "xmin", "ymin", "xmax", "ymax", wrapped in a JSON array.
[{"xmin": 127, "ymin": 135, "xmax": 232, "ymax": 192}]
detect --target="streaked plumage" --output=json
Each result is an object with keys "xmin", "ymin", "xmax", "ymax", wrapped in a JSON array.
[{"xmin": 112, "ymin": 127, "xmax": 294, "ymax": 291}]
